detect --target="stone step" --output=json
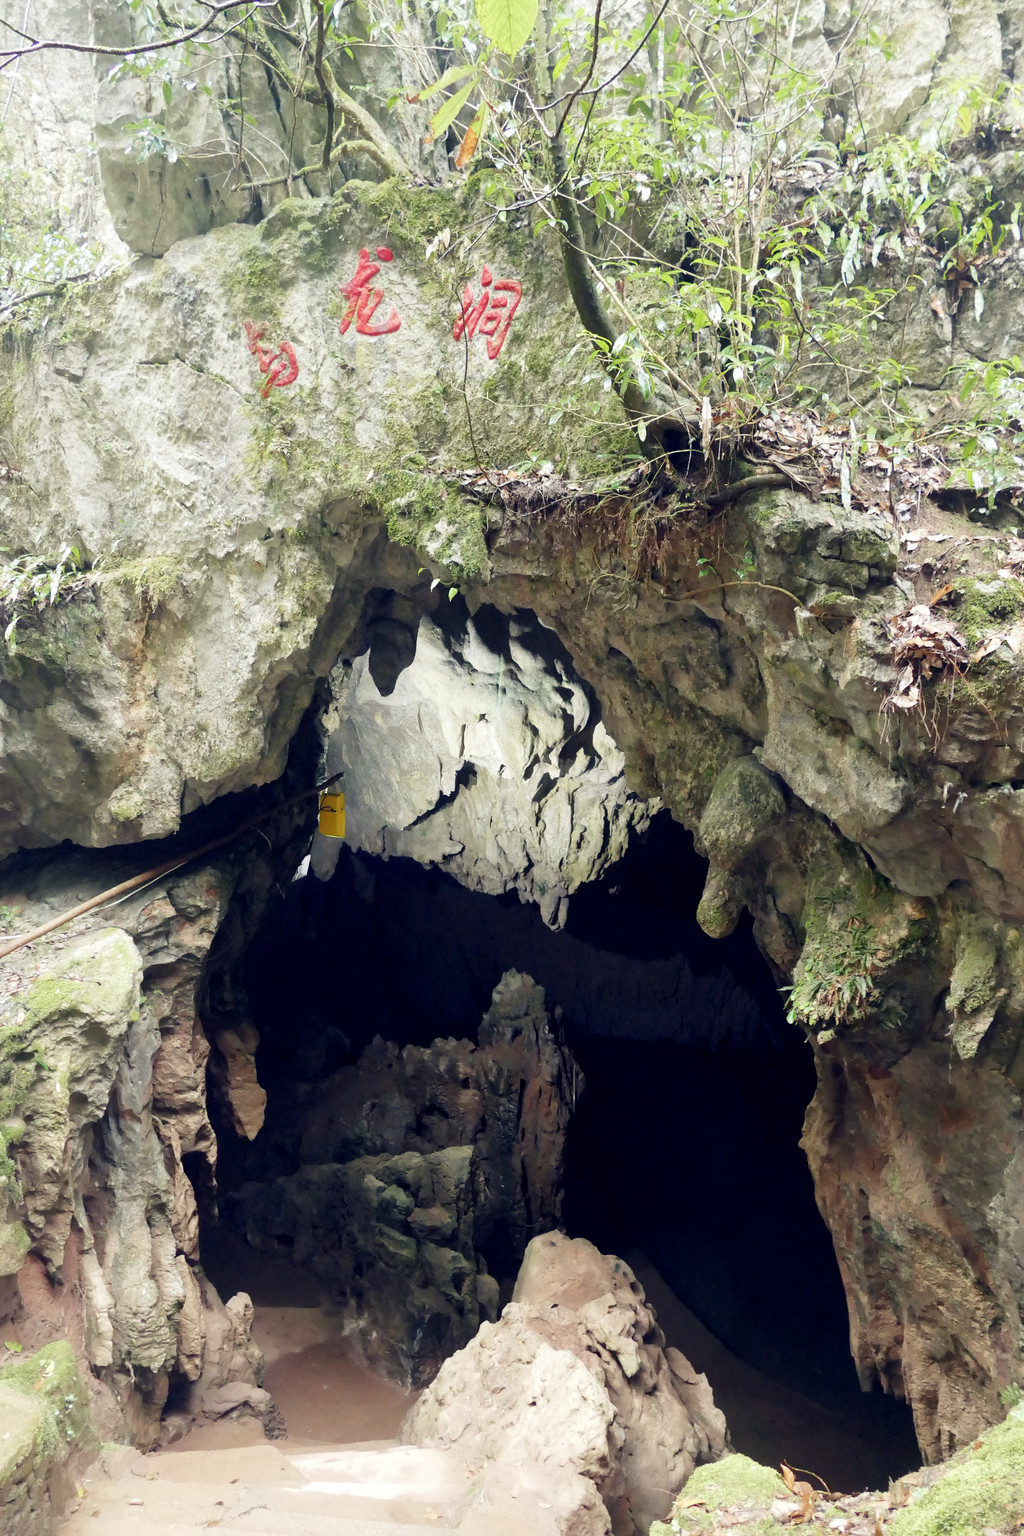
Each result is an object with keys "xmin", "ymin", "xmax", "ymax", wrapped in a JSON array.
[
  {"xmin": 58, "ymin": 1438, "xmax": 556, "ymax": 1536},
  {"xmin": 60, "ymin": 1513, "xmax": 456, "ymax": 1536},
  {"xmin": 64, "ymin": 1476, "xmax": 464, "ymax": 1525}
]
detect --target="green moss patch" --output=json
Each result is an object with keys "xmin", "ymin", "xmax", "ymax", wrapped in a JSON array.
[
  {"xmin": 953, "ymin": 577, "xmax": 1024, "ymax": 650},
  {"xmin": 785, "ymin": 839, "xmax": 930, "ymax": 1041},
  {"xmin": 653, "ymin": 1455, "xmax": 792, "ymax": 1534},
  {"xmin": 0, "ymin": 927, "xmax": 141, "ymax": 1202},
  {"xmin": 97, "ymin": 554, "xmax": 182, "ymax": 608},
  {"xmin": 889, "ymin": 1404, "xmax": 1024, "ymax": 1536},
  {"xmin": 0, "ymin": 1341, "xmax": 91, "ymax": 1463}
]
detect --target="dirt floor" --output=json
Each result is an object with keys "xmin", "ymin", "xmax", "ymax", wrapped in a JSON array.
[{"xmin": 190, "ymin": 1227, "xmax": 913, "ymax": 1490}]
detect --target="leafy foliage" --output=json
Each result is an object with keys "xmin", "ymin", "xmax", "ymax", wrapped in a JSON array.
[
  {"xmin": 0, "ymin": 545, "xmax": 86, "ymax": 650},
  {"xmin": 0, "ymin": 146, "xmax": 107, "ymax": 327},
  {"xmin": 399, "ymin": 1, "xmax": 1024, "ymax": 494},
  {"xmin": 783, "ymin": 910, "xmax": 890, "ymax": 1040}
]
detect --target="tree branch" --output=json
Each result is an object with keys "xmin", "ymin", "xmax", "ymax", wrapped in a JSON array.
[
  {"xmin": 0, "ymin": 270, "xmax": 100, "ymax": 320},
  {"xmin": 238, "ymin": 137, "xmax": 399, "ymax": 190},
  {"xmin": 0, "ymin": 0, "xmax": 273, "ymax": 69},
  {"xmin": 311, "ymin": 0, "xmax": 335, "ymax": 174},
  {"xmin": 700, "ymin": 472, "xmax": 796, "ymax": 508},
  {"xmin": 531, "ymin": 0, "xmax": 690, "ymax": 462},
  {"xmin": 246, "ymin": 13, "xmax": 408, "ymax": 178},
  {"xmin": 556, "ymin": 0, "xmax": 602, "ymax": 136}
]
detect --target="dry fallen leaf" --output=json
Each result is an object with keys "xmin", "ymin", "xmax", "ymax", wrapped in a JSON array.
[
  {"xmin": 793, "ymin": 1481, "xmax": 818, "ymax": 1522},
  {"xmin": 971, "ymin": 634, "xmax": 1006, "ymax": 664}
]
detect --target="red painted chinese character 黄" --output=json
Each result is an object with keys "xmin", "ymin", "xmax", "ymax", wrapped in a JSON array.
[
  {"xmin": 243, "ymin": 321, "xmax": 299, "ymax": 398},
  {"xmin": 453, "ymin": 264, "xmax": 522, "ymax": 359},
  {"xmin": 339, "ymin": 246, "xmax": 402, "ymax": 336}
]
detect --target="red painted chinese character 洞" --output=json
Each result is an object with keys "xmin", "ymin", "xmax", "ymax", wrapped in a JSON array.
[
  {"xmin": 243, "ymin": 320, "xmax": 299, "ymax": 398},
  {"xmin": 339, "ymin": 246, "xmax": 402, "ymax": 336},
  {"xmin": 453, "ymin": 263, "xmax": 522, "ymax": 359}
]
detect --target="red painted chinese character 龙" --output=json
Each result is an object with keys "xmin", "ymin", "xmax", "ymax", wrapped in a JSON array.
[
  {"xmin": 453, "ymin": 264, "xmax": 522, "ymax": 359},
  {"xmin": 243, "ymin": 320, "xmax": 299, "ymax": 398},
  {"xmin": 339, "ymin": 246, "xmax": 402, "ymax": 336}
]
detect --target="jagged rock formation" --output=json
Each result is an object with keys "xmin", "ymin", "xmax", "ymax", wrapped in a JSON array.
[
  {"xmin": 0, "ymin": 850, "xmax": 285, "ymax": 1446},
  {"xmin": 404, "ymin": 1232, "xmax": 728, "ymax": 1536},
  {"xmin": 313, "ymin": 608, "xmax": 653, "ymax": 927},
  {"xmin": 236, "ymin": 971, "xmax": 580, "ymax": 1384}
]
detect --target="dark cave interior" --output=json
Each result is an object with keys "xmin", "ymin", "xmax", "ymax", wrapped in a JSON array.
[{"xmin": 205, "ymin": 811, "xmax": 920, "ymax": 1487}]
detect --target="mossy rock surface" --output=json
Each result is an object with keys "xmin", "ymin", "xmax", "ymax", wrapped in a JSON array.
[
  {"xmin": 0, "ymin": 1384, "xmax": 42, "ymax": 1482},
  {"xmin": 888, "ymin": 1404, "xmax": 1024, "ymax": 1536},
  {"xmin": 657, "ymin": 1454, "xmax": 792, "ymax": 1534},
  {"xmin": 0, "ymin": 927, "xmax": 142, "ymax": 1255},
  {"xmin": 0, "ymin": 1342, "xmax": 95, "ymax": 1535},
  {"xmin": 0, "ymin": 1340, "xmax": 92, "ymax": 1460}
]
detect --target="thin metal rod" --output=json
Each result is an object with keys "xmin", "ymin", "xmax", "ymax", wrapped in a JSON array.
[{"xmin": 0, "ymin": 770, "xmax": 343, "ymax": 963}]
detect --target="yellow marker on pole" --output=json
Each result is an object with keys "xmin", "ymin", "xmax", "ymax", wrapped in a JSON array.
[{"xmin": 318, "ymin": 791, "xmax": 346, "ymax": 839}]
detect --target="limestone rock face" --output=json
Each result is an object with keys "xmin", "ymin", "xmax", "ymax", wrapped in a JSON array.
[
  {"xmin": 403, "ymin": 1232, "xmax": 728, "ymax": 1536},
  {"xmin": 314, "ymin": 609, "xmax": 654, "ymax": 926},
  {"xmin": 802, "ymin": 1037, "xmax": 1024, "ymax": 1463},
  {"xmin": 0, "ymin": 853, "xmax": 280, "ymax": 1446},
  {"xmin": 0, "ymin": 927, "xmax": 142, "ymax": 1274},
  {"xmin": 5, "ymin": 0, "xmax": 1024, "ymax": 1468},
  {"xmin": 236, "ymin": 971, "xmax": 579, "ymax": 1385}
]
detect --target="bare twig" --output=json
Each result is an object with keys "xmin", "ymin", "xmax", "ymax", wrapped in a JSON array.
[
  {"xmin": 0, "ymin": 0, "xmax": 274, "ymax": 70},
  {"xmin": 543, "ymin": 0, "xmax": 672, "ymax": 114},
  {"xmin": 556, "ymin": 0, "xmax": 603, "ymax": 136}
]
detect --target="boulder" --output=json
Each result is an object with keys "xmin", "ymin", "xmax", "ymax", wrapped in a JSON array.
[{"xmin": 403, "ymin": 1232, "xmax": 728, "ymax": 1535}]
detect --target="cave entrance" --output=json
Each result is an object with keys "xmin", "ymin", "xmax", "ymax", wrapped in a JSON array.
[{"xmin": 201, "ymin": 811, "xmax": 918, "ymax": 1486}]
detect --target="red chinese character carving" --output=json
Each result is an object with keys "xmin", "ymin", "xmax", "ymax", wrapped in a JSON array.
[
  {"xmin": 453, "ymin": 263, "xmax": 522, "ymax": 359},
  {"xmin": 339, "ymin": 246, "xmax": 402, "ymax": 336},
  {"xmin": 243, "ymin": 320, "xmax": 299, "ymax": 398}
]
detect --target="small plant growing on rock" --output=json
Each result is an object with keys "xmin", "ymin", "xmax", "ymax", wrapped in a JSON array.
[{"xmin": 0, "ymin": 544, "xmax": 86, "ymax": 649}]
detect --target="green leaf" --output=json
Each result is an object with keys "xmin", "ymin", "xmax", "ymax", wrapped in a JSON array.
[
  {"xmin": 162, "ymin": 79, "xmax": 172, "ymax": 108},
  {"xmin": 474, "ymin": 0, "xmax": 538, "ymax": 57},
  {"xmin": 426, "ymin": 79, "xmax": 476, "ymax": 144},
  {"xmin": 408, "ymin": 63, "xmax": 478, "ymax": 104}
]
